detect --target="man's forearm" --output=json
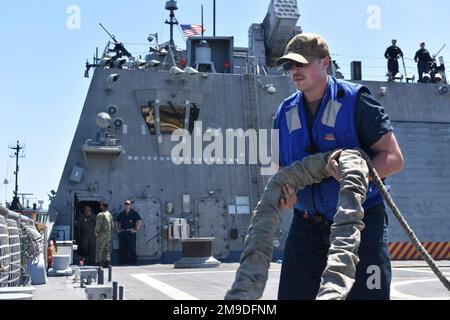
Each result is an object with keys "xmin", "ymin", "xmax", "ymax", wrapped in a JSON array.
[{"xmin": 370, "ymin": 150, "xmax": 404, "ymax": 179}]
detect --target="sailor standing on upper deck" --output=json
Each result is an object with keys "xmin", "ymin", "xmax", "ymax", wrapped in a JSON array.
[
  {"xmin": 414, "ymin": 42, "xmax": 434, "ymax": 83},
  {"xmin": 274, "ymin": 33, "xmax": 404, "ymax": 300},
  {"xmin": 384, "ymin": 39, "xmax": 404, "ymax": 80}
]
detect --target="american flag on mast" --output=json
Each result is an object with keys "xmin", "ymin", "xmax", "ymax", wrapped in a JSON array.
[{"xmin": 180, "ymin": 24, "xmax": 206, "ymax": 37}]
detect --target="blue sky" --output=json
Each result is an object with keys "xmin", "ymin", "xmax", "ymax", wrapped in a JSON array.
[{"xmin": 1, "ymin": 0, "xmax": 449, "ymax": 208}]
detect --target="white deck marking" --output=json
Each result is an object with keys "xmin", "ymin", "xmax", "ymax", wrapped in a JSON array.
[
  {"xmin": 391, "ymin": 278, "xmax": 450, "ymax": 300},
  {"xmin": 131, "ymin": 268, "xmax": 281, "ymax": 300},
  {"xmin": 141, "ymin": 269, "xmax": 281, "ymax": 277},
  {"xmin": 132, "ymin": 274, "xmax": 199, "ymax": 300},
  {"xmin": 394, "ymin": 268, "xmax": 450, "ymax": 276}
]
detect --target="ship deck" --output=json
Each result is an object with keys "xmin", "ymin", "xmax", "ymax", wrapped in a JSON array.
[{"xmin": 32, "ymin": 261, "xmax": 450, "ymax": 300}]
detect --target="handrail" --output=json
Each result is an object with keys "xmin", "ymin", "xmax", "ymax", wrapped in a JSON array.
[{"xmin": 0, "ymin": 206, "xmax": 36, "ymax": 226}]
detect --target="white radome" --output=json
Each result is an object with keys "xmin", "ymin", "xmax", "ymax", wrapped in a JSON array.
[{"xmin": 96, "ymin": 112, "xmax": 112, "ymax": 129}]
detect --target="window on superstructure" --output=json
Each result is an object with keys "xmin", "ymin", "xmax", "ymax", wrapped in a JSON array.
[
  {"xmin": 141, "ymin": 106, "xmax": 156, "ymax": 135},
  {"xmin": 160, "ymin": 104, "xmax": 186, "ymax": 134},
  {"xmin": 142, "ymin": 103, "xmax": 194, "ymax": 135}
]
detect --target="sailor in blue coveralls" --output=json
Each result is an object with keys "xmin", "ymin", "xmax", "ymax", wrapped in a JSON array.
[{"xmin": 274, "ymin": 33, "xmax": 405, "ymax": 300}]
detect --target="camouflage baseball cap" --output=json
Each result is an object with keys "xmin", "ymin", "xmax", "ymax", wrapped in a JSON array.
[{"xmin": 276, "ymin": 33, "xmax": 330, "ymax": 66}]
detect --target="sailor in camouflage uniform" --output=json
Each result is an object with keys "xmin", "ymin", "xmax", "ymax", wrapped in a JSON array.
[{"xmin": 95, "ymin": 202, "xmax": 114, "ymax": 268}]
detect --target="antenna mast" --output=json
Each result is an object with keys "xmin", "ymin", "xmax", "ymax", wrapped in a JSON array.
[
  {"xmin": 213, "ymin": 0, "xmax": 216, "ymax": 36},
  {"xmin": 165, "ymin": 1, "xmax": 179, "ymax": 47},
  {"xmin": 8, "ymin": 141, "xmax": 25, "ymax": 211}
]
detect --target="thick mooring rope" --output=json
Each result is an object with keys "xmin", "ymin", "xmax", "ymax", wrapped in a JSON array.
[{"xmin": 357, "ymin": 149, "xmax": 450, "ymax": 292}]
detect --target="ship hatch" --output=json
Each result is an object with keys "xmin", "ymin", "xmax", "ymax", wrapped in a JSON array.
[{"xmin": 73, "ymin": 199, "xmax": 101, "ymax": 263}]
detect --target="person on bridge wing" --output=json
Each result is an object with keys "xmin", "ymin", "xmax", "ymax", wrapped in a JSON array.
[
  {"xmin": 384, "ymin": 39, "xmax": 404, "ymax": 80},
  {"xmin": 414, "ymin": 42, "xmax": 434, "ymax": 83},
  {"xmin": 115, "ymin": 200, "xmax": 142, "ymax": 265},
  {"xmin": 274, "ymin": 33, "xmax": 405, "ymax": 300}
]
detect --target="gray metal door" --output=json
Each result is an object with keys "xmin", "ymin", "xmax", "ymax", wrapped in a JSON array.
[
  {"xmin": 132, "ymin": 197, "xmax": 162, "ymax": 260},
  {"xmin": 195, "ymin": 197, "xmax": 229, "ymax": 259}
]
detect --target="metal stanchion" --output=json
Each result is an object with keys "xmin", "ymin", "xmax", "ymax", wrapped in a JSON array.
[
  {"xmin": 113, "ymin": 281, "xmax": 118, "ymax": 300},
  {"xmin": 119, "ymin": 286, "xmax": 124, "ymax": 300},
  {"xmin": 98, "ymin": 267, "xmax": 104, "ymax": 285},
  {"xmin": 108, "ymin": 265, "xmax": 112, "ymax": 282}
]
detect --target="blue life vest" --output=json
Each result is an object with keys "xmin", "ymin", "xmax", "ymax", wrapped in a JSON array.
[{"xmin": 275, "ymin": 76, "xmax": 384, "ymax": 222}]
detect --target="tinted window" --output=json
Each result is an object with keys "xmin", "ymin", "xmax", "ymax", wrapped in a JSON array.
[{"xmin": 142, "ymin": 103, "xmax": 200, "ymax": 135}]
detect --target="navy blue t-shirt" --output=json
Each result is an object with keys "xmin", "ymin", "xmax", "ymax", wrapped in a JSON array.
[
  {"xmin": 116, "ymin": 210, "xmax": 142, "ymax": 230},
  {"xmin": 354, "ymin": 87, "xmax": 393, "ymax": 150}
]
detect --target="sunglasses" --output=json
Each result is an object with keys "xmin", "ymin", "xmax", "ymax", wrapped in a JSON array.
[
  {"xmin": 125, "ymin": 203, "xmax": 131, "ymax": 206},
  {"xmin": 283, "ymin": 61, "xmax": 310, "ymax": 70}
]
